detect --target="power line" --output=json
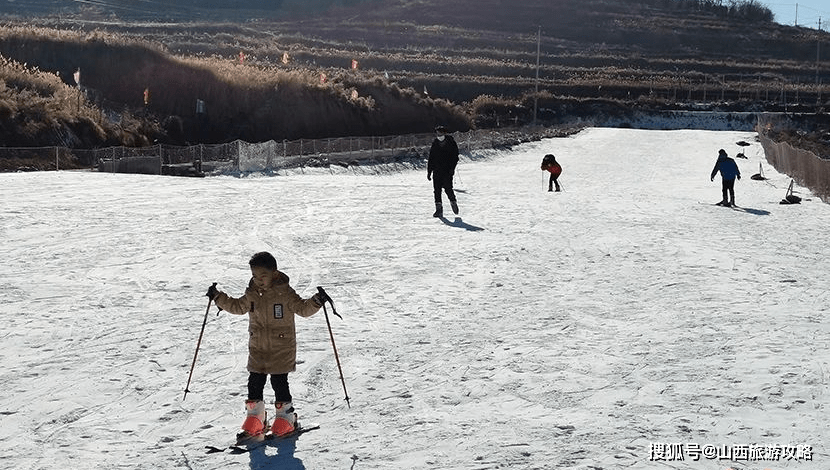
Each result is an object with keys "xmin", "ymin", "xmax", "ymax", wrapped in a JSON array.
[{"xmin": 766, "ymin": 2, "xmax": 830, "ymax": 28}]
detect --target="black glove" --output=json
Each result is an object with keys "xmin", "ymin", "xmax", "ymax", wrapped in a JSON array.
[
  {"xmin": 206, "ymin": 283, "xmax": 219, "ymax": 300},
  {"xmin": 427, "ymin": 171, "xmax": 432, "ymax": 181},
  {"xmin": 312, "ymin": 293, "xmax": 325, "ymax": 307},
  {"xmin": 316, "ymin": 286, "xmax": 334, "ymax": 306},
  {"xmin": 316, "ymin": 286, "xmax": 342, "ymax": 319},
  {"xmin": 737, "ymin": 175, "xmax": 741, "ymax": 180}
]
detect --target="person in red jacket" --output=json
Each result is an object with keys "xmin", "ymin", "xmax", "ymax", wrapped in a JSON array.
[{"xmin": 541, "ymin": 154, "xmax": 562, "ymax": 192}]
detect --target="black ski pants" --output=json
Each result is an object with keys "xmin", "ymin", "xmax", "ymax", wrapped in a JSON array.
[
  {"xmin": 548, "ymin": 173, "xmax": 560, "ymax": 192},
  {"xmin": 248, "ymin": 372, "xmax": 292, "ymax": 403},
  {"xmin": 721, "ymin": 178, "xmax": 736, "ymax": 204},
  {"xmin": 432, "ymin": 173, "xmax": 456, "ymax": 205}
]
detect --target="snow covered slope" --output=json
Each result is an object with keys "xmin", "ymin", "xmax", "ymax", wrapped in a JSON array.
[{"xmin": 1, "ymin": 128, "xmax": 827, "ymax": 470}]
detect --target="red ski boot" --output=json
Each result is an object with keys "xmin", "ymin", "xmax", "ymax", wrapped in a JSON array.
[
  {"xmin": 270, "ymin": 402, "xmax": 297, "ymax": 437},
  {"xmin": 236, "ymin": 399, "xmax": 267, "ymax": 443}
]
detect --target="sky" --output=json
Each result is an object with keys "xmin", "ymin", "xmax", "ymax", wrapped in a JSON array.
[
  {"xmin": 1, "ymin": 127, "xmax": 828, "ymax": 469},
  {"xmin": 766, "ymin": 1, "xmax": 829, "ymax": 29}
]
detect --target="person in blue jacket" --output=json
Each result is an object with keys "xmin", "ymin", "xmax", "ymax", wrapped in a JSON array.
[{"xmin": 710, "ymin": 149, "xmax": 741, "ymax": 207}]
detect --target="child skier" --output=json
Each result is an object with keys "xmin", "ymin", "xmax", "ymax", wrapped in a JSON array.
[
  {"xmin": 710, "ymin": 149, "xmax": 741, "ymax": 207},
  {"xmin": 541, "ymin": 154, "xmax": 562, "ymax": 192},
  {"xmin": 207, "ymin": 251, "xmax": 325, "ymax": 441}
]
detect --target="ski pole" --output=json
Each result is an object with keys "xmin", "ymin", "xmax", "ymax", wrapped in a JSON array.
[
  {"xmin": 317, "ymin": 286, "xmax": 350, "ymax": 408},
  {"xmin": 184, "ymin": 283, "xmax": 215, "ymax": 401}
]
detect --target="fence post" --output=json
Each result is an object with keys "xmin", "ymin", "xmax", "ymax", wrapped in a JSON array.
[
  {"xmin": 55, "ymin": 147, "xmax": 59, "ymax": 171},
  {"xmin": 703, "ymin": 75, "xmax": 707, "ymax": 102}
]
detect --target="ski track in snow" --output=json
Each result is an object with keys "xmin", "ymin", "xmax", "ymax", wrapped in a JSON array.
[{"xmin": 1, "ymin": 128, "xmax": 828, "ymax": 469}]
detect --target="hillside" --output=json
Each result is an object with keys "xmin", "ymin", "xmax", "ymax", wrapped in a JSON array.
[{"xmin": 0, "ymin": 0, "xmax": 828, "ymax": 148}]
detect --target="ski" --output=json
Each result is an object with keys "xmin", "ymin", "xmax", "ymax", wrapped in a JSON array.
[
  {"xmin": 698, "ymin": 201, "xmax": 736, "ymax": 209},
  {"xmin": 206, "ymin": 425, "xmax": 320, "ymax": 454}
]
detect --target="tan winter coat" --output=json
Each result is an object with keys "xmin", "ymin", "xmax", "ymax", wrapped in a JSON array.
[{"xmin": 214, "ymin": 271, "xmax": 320, "ymax": 374}]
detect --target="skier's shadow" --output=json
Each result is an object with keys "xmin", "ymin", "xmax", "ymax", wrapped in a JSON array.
[
  {"xmin": 247, "ymin": 438, "xmax": 305, "ymax": 470},
  {"xmin": 733, "ymin": 206, "xmax": 771, "ymax": 216},
  {"xmin": 440, "ymin": 216, "xmax": 484, "ymax": 231}
]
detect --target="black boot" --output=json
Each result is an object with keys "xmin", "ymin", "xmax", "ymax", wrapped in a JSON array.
[
  {"xmin": 450, "ymin": 200, "xmax": 459, "ymax": 215},
  {"xmin": 432, "ymin": 202, "xmax": 443, "ymax": 218}
]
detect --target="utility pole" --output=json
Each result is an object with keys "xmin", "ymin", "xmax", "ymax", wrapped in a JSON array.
[
  {"xmin": 533, "ymin": 26, "xmax": 540, "ymax": 126},
  {"xmin": 818, "ymin": 17, "xmax": 822, "ymax": 85},
  {"xmin": 795, "ymin": 3, "xmax": 798, "ymax": 27}
]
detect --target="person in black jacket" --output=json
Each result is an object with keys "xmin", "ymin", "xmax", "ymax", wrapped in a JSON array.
[{"xmin": 427, "ymin": 125, "xmax": 459, "ymax": 217}]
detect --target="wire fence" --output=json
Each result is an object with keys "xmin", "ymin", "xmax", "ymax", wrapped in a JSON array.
[
  {"xmin": 85, "ymin": 134, "xmax": 443, "ymax": 175},
  {"xmin": 0, "ymin": 127, "xmax": 557, "ymax": 174},
  {"xmin": 757, "ymin": 134, "xmax": 830, "ymax": 203},
  {"xmin": 755, "ymin": 114, "xmax": 830, "ymax": 203},
  {"xmin": 3, "ymin": 117, "xmax": 828, "ymax": 204}
]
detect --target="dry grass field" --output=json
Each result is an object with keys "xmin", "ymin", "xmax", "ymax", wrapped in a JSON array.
[{"xmin": 0, "ymin": 0, "xmax": 827, "ymax": 149}]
